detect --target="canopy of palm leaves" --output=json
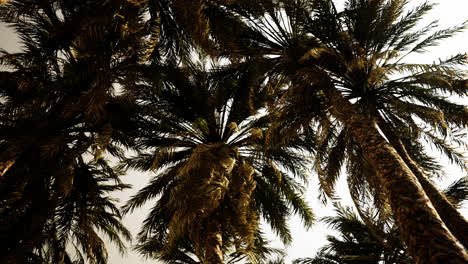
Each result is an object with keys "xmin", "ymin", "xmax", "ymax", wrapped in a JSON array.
[
  {"xmin": 136, "ymin": 230, "xmax": 285, "ymax": 264},
  {"xmin": 293, "ymin": 205, "xmax": 412, "ymax": 264},
  {"xmin": 216, "ymin": 0, "xmax": 467, "ymax": 261},
  {"xmin": 33, "ymin": 158, "xmax": 131, "ymax": 264},
  {"xmin": 220, "ymin": 0, "xmax": 467, "ymax": 205},
  {"xmin": 121, "ymin": 61, "xmax": 314, "ymax": 263},
  {"xmin": 1, "ymin": 0, "xmax": 467, "ymax": 263},
  {"xmin": 294, "ymin": 178, "xmax": 468, "ymax": 264},
  {"xmin": 0, "ymin": 0, "xmax": 146, "ymax": 262},
  {"xmin": 0, "ymin": 0, "xmax": 282, "ymax": 262}
]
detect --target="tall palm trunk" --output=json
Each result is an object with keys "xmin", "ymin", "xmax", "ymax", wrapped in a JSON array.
[
  {"xmin": 378, "ymin": 120, "xmax": 468, "ymax": 249},
  {"xmin": 195, "ymin": 219, "xmax": 224, "ymax": 264},
  {"xmin": 204, "ymin": 221, "xmax": 224, "ymax": 264},
  {"xmin": 323, "ymin": 87, "xmax": 468, "ymax": 263}
]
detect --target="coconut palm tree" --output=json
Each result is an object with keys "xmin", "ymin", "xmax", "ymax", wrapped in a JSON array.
[
  {"xmin": 121, "ymin": 61, "xmax": 314, "ymax": 263},
  {"xmin": 219, "ymin": 0, "xmax": 468, "ymax": 262}
]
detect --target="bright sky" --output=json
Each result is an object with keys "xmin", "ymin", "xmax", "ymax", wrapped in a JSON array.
[{"xmin": 0, "ymin": 1, "xmax": 467, "ymax": 263}]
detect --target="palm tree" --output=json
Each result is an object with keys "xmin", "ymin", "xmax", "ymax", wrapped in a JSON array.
[
  {"xmin": 373, "ymin": 120, "xmax": 468, "ymax": 248},
  {"xmin": 0, "ymin": 0, "xmax": 148, "ymax": 182},
  {"xmin": 0, "ymin": 150, "xmax": 131, "ymax": 264},
  {"xmin": 0, "ymin": 0, "xmax": 276, "ymax": 261},
  {"xmin": 294, "ymin": 178, "xmax": 468, "ymax": 264},
  {"xmin": 293, "ymin": 205, "xmax": 412, "ymax": 264},
  {"xmin": 135, "ymin": 230, "xmax": 285, "ymax": 264},
  {"xmin": 98, "ymin": 0, "xmax": 276, "ymax": 63},
  {"xmin": 121, "ymin": 62, "xmax": 314, "ymax": 264},
  {"xmin": 0, "ymin": 0, "xmax": 146, "ymax": 261},
  {"xmin": 220, "ymin": 0, "xmax": 468, "ymax": 262},
  {"xmin": 35, "ymin": 158, "xmax": 132, "ymax": 264}
]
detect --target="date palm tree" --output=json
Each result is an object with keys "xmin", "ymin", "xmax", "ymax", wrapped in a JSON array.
[
  {"xmin": 293, "ymin": 205, "xmax": 412, "ymax": 264},
  {"xmin": 135, "ymin": 230, "xmax": 285, "ymax": 264},
  {"xmin": 34, "ymin": 158, "xmax": 131, "ymax": 264},
  {"xmin": 104, "ymin": 0, "xmax": 276, "ymax": 63},
  {"xmin": 220, "ymin": 0, "xmax": 468, "ymax": 262},
  {"xmin": 0, "ymin": 0, "xmax": 146, "ymax": 261},
  {"xmin": 0, "ymin": 0, "xmax": 278, "ymax": 261},
  {"xmin": 294, "ymin": 178, "xmax": 467, "ymax": 264},
  {"xmin": 121, "ymin": 62, "xmax": 314, "ymax": 264},
  {"xmin": 0, "ymin": 0, "xmax": 150, "ymax": 183},
  {"xmin": 0, "ymin": 142, "xmax": 131, "ymax": 264}
]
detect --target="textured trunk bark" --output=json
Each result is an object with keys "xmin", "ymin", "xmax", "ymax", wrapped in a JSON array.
[
  {"xmin": 377, "ymin": 120, "xmax": 468, "ymax": 249},
  {"xmin": 413, "ymin": 171, "xmax": 468, "ymax": 249},
  {"xmin": 203, "ymin": 220, "xmax": 224, "ymax": 264},
  {"xmin": 323, "ymin": 88, "xmax": 468, "ymax": 263}
]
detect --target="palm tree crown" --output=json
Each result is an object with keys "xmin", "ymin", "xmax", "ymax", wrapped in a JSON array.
[
  {"xmin": 121, "ymin": 61, "xmax": 314, "ymax": 263},
  {"xmin": 219, "ymin": 0, "xmax": 468, "ymax": 262}
]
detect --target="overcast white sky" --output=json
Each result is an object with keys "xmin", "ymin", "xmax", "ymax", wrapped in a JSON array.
[{"xmin": 0, "ymin": 0, "xmax": 467, "ymax": 263}]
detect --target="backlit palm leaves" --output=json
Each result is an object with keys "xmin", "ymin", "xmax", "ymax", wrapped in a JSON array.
[
  {"xmin": 0, "ymin": 0, "xmax": 145, "ymax": 262},
  {"xmin": 37, "ymin": 158, "xmax": 131, "ymax": 264},
  {"xmin": 294, "ymin": 178, "xmax": 468, "ymax": 264},
  {"xmin": 1, "ymin": 0, "xmax": 467, "ymax": 263},
  {"xmin": 220, "ymin": 0, "xmax": 468, "ymax": 262},
  {"xmin": 135, "ymin": 230, "xmax": 285, "ymax": 264},
  {"xmin": 114, "ymin": 0, "xmax": 274, "ymax": 62},
  {"xmin": 293, "ymin": 205, "xmax": 412, "ymax": 264},
  {"xmin": 121, "ymin": 62, "xmax": 314, "ymax": 263}
]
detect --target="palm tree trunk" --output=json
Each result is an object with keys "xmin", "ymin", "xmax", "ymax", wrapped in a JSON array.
[
  {"xmin": 323, "ymin": 87, "xmax": 468, "ymax": 263},
  {"xmin": 412, "ymin": 170, "xmax": 468, "ymax": 249},
  {"xmin": 377, "ymin": 120, "xmax": 468, "ymax": 249},
  {"xmin": 202, "ymin": 220, "xmax": 224, "ymax": 264}
]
